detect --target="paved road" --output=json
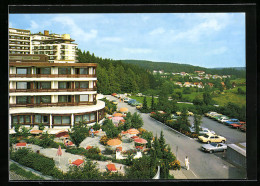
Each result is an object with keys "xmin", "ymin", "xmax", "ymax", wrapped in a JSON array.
[
  {"xmin": 105, "ymin": 95, "xmax": 246, "ymax": 179},
  {"xmin": 189, "ymin": 116, "xmax": 246, "ymax": 144}
]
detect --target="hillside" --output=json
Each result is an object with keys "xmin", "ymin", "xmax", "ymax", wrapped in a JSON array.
[{"xmin": 121, "ymin": 60, "xmax": 246, "ymax": 78}]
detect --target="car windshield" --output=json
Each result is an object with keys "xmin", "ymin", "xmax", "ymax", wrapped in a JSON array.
[{"xmin": 211, "ymin": 143, "xmax": 217, "ymax": 147}]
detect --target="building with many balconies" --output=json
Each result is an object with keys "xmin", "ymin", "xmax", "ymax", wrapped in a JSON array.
[
  {"xmin": 9, "ymin": 28, "xmax": 31, "ymax": 55},
  {"xmin": 9, "ymin": 28, "xmax": 78, "ymax": 63},
  {"xmin": 9, "ymin": 54, "xmax": 105, "ymax": 130}
]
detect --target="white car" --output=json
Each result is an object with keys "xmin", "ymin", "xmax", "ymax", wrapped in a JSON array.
[
  {"xmin": 219, "ymin": 118, "xmax": 229, "ymax": 123},
  {"xmin": 199, "ymin": 127, "xmax": 215, "ymax": 135}
]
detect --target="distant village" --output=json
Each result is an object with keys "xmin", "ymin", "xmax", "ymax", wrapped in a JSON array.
[{"xmin": 152, "ymin": 70, "xmax": 233, "ymax": 89}]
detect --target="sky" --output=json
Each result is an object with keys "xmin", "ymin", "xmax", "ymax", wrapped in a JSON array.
[{"xmin": 9, "ymin": 13, "xmax": 245, "ymax": 68}]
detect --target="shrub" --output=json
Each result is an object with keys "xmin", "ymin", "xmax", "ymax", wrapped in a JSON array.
[
  {"xmin": 100, "ymin": 135, "xmax": 109, "ymax": 146},
  {"xmin": 10, "ymin": 148, "xmax": 29, "ymax": 162},
  {"xmin": 169, "ymin": 160, "xmax": 181, "ymax": 170},
  {"xmin": 32, "ymin": 155, "xmax": 55, "ymax": 174}
]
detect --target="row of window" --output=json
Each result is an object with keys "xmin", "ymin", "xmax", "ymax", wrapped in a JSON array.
[
  {"xmin": 14, "ymin": 67, "xmax": 93, "ymax": 75},
  {"xmin": 15, "ymin": 95, "xmax": 92, "ymax": 104},
  {"xmin": 15, "ymin": 81, "xmax": 91, "ymax": 90},
  {"xmin": 11, "ymin": 112, "xmax": 103, "ymax": 126}
]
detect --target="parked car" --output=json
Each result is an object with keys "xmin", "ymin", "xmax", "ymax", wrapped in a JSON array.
[
  {"xmin": 198, "ymin": 133, "xmax": 226, "ymax": 144},
  {"xmin": 230, "ymin": 122, "xmax": 246, "ymax": 129},
  {"xmin": 201, "ymin": 143, "xmax": 227, "ymax": 153},
  {"xmin": 123, "ymin": 97, "xmax": 131, "ymax": 103},
  {"xmin": 136, "ymin": 103, "xmax": 143, "ymax": 109},
  {"xmin": 128, "ymin": 99, "xmax": 136, "ymax": 105},
  {"xmin": 205, "ymin": 112, "xmax": 218, "ymax": 117},
  {"xmin": 129, "ymin": 100, "xmax": 140, "ymax": 106},
  {"xmin": 187, "ymin": 111, "xmax": 194, "ymax": 116},
  {"xmin": 212, "ymin": 114, "xmax": 223, "ymax": 120},
  {"xmin": 224, "ymin": 119, "xmax": 240, "ymax": 125},
  {"xmin": 199, "ymin": 128, "xmax": 216, "ymax": 135},
  {"xmin": 111, "ymin": 100, "xmax": 118, "ymax": 105},
  {"xmin": 219, "ymin": 117, "xmax": 230, "ymax": 123},
  {"xmin": 240, "ymin": 124, "xmax": 246, "ymax": 132},
  {"xmin": 113, "ymin": 100, "xmax": 119, "ymax": 104}
]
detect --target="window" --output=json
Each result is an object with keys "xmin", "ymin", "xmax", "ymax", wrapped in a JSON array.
[
  {"xmin": 17, "ymin": 82, "xmax": 30, "ymax": 89},
  {"xmin": 36, "ymin": 82, "xmax": 51, "ymax": 89},
  {"xmin": 90, "ymin": 113, "xmax": 95, "ymax": 121},
  {"xmin": 80, "ymin": 95, "xmax": 89, "ymax": 101},
  {"xmin": 12, "ymin": 115, "xmax": 31, "ymax": 125},
  {"xmin": 36, "ymin": 67, "xmax": 51, "ymax": 74},
  {"xmin": 58, "ymin": 67, "xmax": 71, "ymax": 74},
  {"xmin": 75, "ymin": 82, "xmax": 89, "ymax": 89},
  {"xmin": 83, "ymin": 114, "xmax": 90, "ymax": 122},
  {"xmin": 75, "ymin": 68, "xmax": 89, "ymax": 75},
  {"xmin": 35, "ymin": 96, "xmax": 51, "ymax": 104},
  {"xmin": 34, "ymin": 114, "xmax": 49, "ymax": 124},
  {"xmin": 58, "ymin": 82, "xmax": 71, "ymax": 89},
  {"xmin": 75, "ymin": 115, "xmax": 82, "ymax": 124},
  {"xmin": 17, "ymin": 67, "xmax": 31, "ymax": 74},
  {"xmin": 16, "ymin": 96, "xmax": 31, "ymax": 104},
  {"xmin": 58, "ymin": 95, "xmax": 71, "ymax": 103},
  {"xmin": 53, "ymin": 115, "xmax": 71, "ymax": 125}
]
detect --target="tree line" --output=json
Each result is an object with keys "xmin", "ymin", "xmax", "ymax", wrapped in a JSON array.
[{"xmin": 77, "ymin": 49, "xmax": 156, "ymax": 94}]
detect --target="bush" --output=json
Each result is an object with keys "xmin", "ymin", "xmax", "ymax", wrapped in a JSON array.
[
  {"xmin": 10, "ymin": 148, "xmax": 29, "ymax": 162},
  {"xmin": 10, "ymin": 163, "xmax": 44, "ymax": 180},
  {"xmin": 169, "ymin": 160, "xmax": 181, "ymax": 170},
  {"xmin": 100, "ymin": 135, "xmax": 109, "ymax": 146}
]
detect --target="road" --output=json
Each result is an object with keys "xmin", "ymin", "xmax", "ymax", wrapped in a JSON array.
[{"xmin": 105, "ymin": 95, "xmax": 246, "ymax": 179}]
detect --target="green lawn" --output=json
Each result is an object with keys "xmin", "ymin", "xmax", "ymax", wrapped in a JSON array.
[
  {"xmin": 182, "ymin": 91, "xmax": 203, "ymax": 101},
  {"xmin": 212, "ymin": 92, "xmax": 246, "ymax": 107},
  {"xmin": 129, "ymin": 96, "xmax": 158, "ymax": 107}
]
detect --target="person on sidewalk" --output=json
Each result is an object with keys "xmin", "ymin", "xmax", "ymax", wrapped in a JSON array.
[
  {"xmin": 90, "ymin": 127, "xmax": 94, "ymax": 138},
  {"xmin": 185, "ymin": 156, "xmax": 190, "ymax": 170}
]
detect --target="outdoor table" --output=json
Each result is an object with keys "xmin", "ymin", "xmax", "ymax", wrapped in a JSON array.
[
  {"xmin": 72, "ymin": 159, "xmax": 84, "ymax": 166},
  {"xmin": 106, "ymin": 163, "xmax": 117, "ymax": 172}
]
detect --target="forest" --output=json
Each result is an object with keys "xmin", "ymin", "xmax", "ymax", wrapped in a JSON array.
[
  {"xmin": 77, "ymin": 49, "xmax": 156, "ymax": 94},
  {"xmin": 122, "ymin": 60, "xmax": 246, "ymax": 78}
]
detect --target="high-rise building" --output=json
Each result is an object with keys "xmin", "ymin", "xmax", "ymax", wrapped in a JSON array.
[
  {"xmin": 9, "ymin": 53, "xmax": 105, "ymax": 130},
  {"xmin": 9, "ymin": 28, "xmax": 31, "ymax": 55},
  {"xmin": 9, "ymin": 28, "xmax": 78, "ymax": 63},
  {"xmin": 31, "ymin": 30, "xmax": 78, "ymax": 63}
]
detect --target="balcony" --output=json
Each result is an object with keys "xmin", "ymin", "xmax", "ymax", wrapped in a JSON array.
[
  {"xmin": 9, "ymin": 87, "xmax": 97, "ymax": 93},
  {"xmin": 9, "ymin": 101, "xmax": 97, "ymax": 107},
  {"xmin": 9, "ymin": 74, "xmax": 96, "ymax": 78}
]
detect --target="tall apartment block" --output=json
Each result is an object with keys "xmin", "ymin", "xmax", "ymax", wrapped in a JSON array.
[
  {"xmin": 9, "ymin": 54, "xmax": 105, "ymax": 129},
  {"xmin": 9, "ymin": 28, "xmax": 105, "ymax": 130},
  {"xmin": 9, "ymin": 28, "xmax": 31, "ymax": 55},
  {"xmin": 9, "ymin": 28, "xmax": 78, "ymax": 63}
]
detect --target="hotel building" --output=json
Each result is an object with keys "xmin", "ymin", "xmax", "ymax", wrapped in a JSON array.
[
  {"xmin": 9, "ymin": 28, "xmax": 78, "ymax": 63},
  {"xmin": 9, "ymin": 54, "xmax": 105, "ymax": 130}
]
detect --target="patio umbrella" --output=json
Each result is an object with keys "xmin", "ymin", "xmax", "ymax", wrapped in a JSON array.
[
  {"xmin": 56, "ymin": 145, "xmax": 62, "ymax": 168},
  {"xmin": 134, "ymin": 138, "xmax": 148, "ymax": 144},
  {"xmin": 107, "ymin": 139, "xmax": 122, "ymax": 147},
  {"xmin": 131, "ymin": 136, "xmax": 139, "ymax": 139},
  {"xmin": 55, "ymin": 130, "xmax": 68, "ymax": 138},
  {"xmin": 113, "ymin": 113, "xmax": 123, "ymax": 117},
  {"xmin": 127, "ymin": 128, "xmax": 140, "ymax": 135},
  {"xmin": 112, "ymin": 116, "xmax": 124, "ymax": 124},
  {"xmin": 119, "ymin": 107, "xmax": 128, "ymax": 113},
  {"xmin": 30, "ymin": 130, "xmax": 43, "ymax": 135}
]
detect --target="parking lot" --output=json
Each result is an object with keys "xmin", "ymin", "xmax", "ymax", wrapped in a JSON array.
[{"xmin": 189, "ymin": 116, "xmax": 246, "ymax": 144}]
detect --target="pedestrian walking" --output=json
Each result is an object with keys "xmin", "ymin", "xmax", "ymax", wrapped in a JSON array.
[
  {"xmin": 90, "ymin": 127, "xmax": 94, "ymax": 138},
  {"xmin": 185, "ymin": 156, "xmax": 190, "ymax": 170}
]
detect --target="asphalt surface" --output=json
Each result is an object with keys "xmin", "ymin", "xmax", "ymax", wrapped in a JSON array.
[{"xmin": 105, "ymin": 95, "xmax": 247, "ymax": 179}]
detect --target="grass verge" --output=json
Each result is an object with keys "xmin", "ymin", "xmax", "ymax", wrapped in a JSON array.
[{"xmin": 10, "ymin": 163, "xmax": 45, "ymax": 180}]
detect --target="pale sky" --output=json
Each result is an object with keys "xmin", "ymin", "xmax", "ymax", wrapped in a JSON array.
[{"xmin": 9, "ymin": 13, "xmax": 245, "ymax": 68}]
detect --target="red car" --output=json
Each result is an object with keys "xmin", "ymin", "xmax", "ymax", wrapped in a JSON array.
[
  {"xmin": 230, "ymin": 122, "xmax": 246, "ymax": 129},
  {"xmin": 239, "ymin": 124, "xmax": 246, "ymax": 132}
]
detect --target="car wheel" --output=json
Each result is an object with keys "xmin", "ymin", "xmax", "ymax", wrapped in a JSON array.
[
  {"xmin": 222, "ymin": 140, "xmax": 225, "ymax": 143},
  {"xmin": 209, "ymin": 150, "xmax": 213, "ymax": 154}
]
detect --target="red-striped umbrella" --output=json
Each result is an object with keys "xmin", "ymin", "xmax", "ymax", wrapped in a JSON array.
[{"xmin": 134, "ymin": 138, "xmax": 148, "ymax": 144}]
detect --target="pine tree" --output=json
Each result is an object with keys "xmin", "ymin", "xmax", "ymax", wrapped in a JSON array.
[
  {"xmin": 142, "ymin": 96, "xmax": 148, "ymax": 111},
  {"xmin": 151, "ymin": 95, "xmax": 156, "ymax": 111},
  {"xmin": 194, "ymin": 114, "xmax": 202, "ymax": 134}
]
